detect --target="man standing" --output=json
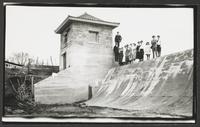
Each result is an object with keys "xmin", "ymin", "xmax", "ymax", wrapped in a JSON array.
[
  {"xmin": 157, "ymin": 35, "xmax": 161, "ymax": 57},
  {"xmin": 113, "ymin": 44, "xmax": 119, "ymax": 62},
  {"xmin": 136, "ymin": 41, "xmax": 141, "ymax": 60},
  {"xmin": 151, "ymin": 35, "xmax": 158, "ymax": 58},
  {"xmin": 115, "ymin": 32, "xmax": 122, "ymax": 47}
]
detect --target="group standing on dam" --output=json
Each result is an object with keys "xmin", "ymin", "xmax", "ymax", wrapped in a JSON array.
[{"xmin": 113, "ymin": 32, "xmax": 162, "ymax": 65}]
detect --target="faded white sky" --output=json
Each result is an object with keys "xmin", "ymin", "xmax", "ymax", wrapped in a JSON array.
[{"xmin": 5, "ymin": 6, "xmax": 194, "ymax": 65}]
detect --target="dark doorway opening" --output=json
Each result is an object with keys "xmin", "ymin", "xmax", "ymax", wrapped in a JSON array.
[{"xmin": 63, "ymin": 52, "xmax": 66, "ymax": 69}]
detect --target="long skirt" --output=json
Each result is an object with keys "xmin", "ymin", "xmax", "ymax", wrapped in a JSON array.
[
  {"xmin": 139, "ymin": 49, "xmax": 144, "ymax": 60},
  {"xmin": 136, "ymin": 51, "xmax": 140, "ymax": 59},
  {"xmin": 157, "ymin": 45, "xmax": 161, "ymax": 52},
  {"xmin": 114, "ymin": 52, "xmax": 119, "ymax": 62},
  {"xmin": 125, "ymin": 56, "xmax": 130, "ymax": 63},
  {"xmin": 132, "ymin": 49, "xmax": 136, "ymax": 60}
]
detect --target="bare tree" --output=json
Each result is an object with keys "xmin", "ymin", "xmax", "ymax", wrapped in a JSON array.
[
  {"xmin": 8, "ymin": 52, "xmax": 29, "ymax": 65},
  {"xmin": 35, "ymin": 57, "xmax": 39, "ymax": 65},
  {"xmin": 41, "ymin": 60, "xmax": 44, "ymax": 65},
  {"xmin": 50, "ymin": 56, "xmax": 54, "ymax": 66},
  {"xmin": 46, "ymin": 59, "xmax": 49, "ymax": 65}
]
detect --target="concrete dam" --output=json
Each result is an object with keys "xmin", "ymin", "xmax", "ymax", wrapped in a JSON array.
[
  {"xmin": 86, "ymin": 49, "xmax": 193, "ymax": 117},
  {"xmin": 34, "ymin": 49, "xmax": 193, "ymax": 117}
]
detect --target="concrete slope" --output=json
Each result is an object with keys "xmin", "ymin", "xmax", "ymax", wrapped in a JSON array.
[
  {"xmin": 86, "ymin": 49, "xmax": 193, "ymax": 117},
  {"xmin": 34, "ymin": 65, "xmax": 110, "ymax": 104}
]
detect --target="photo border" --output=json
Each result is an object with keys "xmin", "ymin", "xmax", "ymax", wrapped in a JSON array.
[{"xmin": 0, "ymin": 1, "xmax": 199, "ymax": 127}]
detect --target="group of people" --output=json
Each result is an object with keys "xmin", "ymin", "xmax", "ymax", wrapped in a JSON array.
[{"xmin": 113, "ymin": 32, "xmax": 162, "ymax": 66}]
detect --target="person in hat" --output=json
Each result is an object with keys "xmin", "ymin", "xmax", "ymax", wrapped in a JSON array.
[
  {"xmin": 115, "ymin": 32, "xmax": 122, "ymax": 47},
  {"xmin": 113, "ymin": 43, "xmax": 119, "ymax": 62},
  {"xmin": 157, "ymin": 35, "xmax": 161, "ymax": 57},
  {"xmin": 145, "ymin": 42, "xmax": 151, "ymax": 60},
  {"xmin": 151, "ymin": 35, "xmax": 158, "ymax": 58}
]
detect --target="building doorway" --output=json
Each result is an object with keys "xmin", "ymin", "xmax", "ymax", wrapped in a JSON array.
[{"xmin": 62, "ymin": 52, "xmax": 66, "ymax": 69}]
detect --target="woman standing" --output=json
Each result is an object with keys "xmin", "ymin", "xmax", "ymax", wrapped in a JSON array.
[
  {"xmin": 157, "ymin": 35, "xmax": 161, "ymax": 57},
  {"xmin": 125, "ymin": 45, "xmax": 131, "ymax": 64},
  {"xmin": 151, "ymin": 35, "xmax": 158, "ymax": 58},
  {"xmin": 122, "ymin": 46, "xmax": 126, "ymax": 64},
  {"xmin": 145, "ymin": 42, "xmax": 151, "ymax": 60},
  {"xmin": 129, "ymin": 44, "xmax": 133, "ymax": 63},
  {"xmin": 132, "ymin": 43, "xmax": 137, "ymax": 61}
]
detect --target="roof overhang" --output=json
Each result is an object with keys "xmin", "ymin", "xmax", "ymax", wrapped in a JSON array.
[
  {"xmin": 55, "ymin": 16, "xmax": 120, "ymax": 34},
  {"xmin": 5, "ymin": 61, "xmax": 24, "ymax": 67}
]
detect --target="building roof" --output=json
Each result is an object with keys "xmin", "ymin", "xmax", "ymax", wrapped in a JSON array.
[
  {"xmin": 5, "ymin": 61, "xmax": 24, "ymax": 67},
  {"xmin": 55, "ymin": 12, "xmax": 120, "ymax": 34},
  {"xmin": 77, "ymin": 13, "xmax": 104, "ymax": 22}
]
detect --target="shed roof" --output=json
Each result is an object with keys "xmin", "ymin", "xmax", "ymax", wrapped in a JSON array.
[
  {"xmin": 55, "ymin": 12, "xmax": 120, "ymax": 34},
  {"xmin": 5, "ymin": 61, "xmax": 24, "ymax": 67}
]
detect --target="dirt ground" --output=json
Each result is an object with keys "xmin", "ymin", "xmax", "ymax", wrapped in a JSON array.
[{"xmin": 4, "ymin": 104, "xmax": 190, "ymax": 118}]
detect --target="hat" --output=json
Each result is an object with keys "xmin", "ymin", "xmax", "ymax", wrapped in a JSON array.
[
  {"xmin": 152, "ymin": 35, "xmax": 155, "ymax": 38},
  {"xmin": 157, "ymin": 35, "xmax": 160, "ymax": 37}
]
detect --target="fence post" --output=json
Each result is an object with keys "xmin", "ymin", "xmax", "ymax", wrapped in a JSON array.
[
  {"xmin": 88, "ymin": 85, "xmax": 92, "ymax": 100},
  {"xmin": 31, "ymin": 76, "xmax": 34, "ymax": 99}
]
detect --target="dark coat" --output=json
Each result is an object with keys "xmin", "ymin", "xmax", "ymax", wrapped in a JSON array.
[
  {"xmin": 113, "ymin": 46, "xmax": 119, "ymax": 54},
  {"xmin": 151, "ymin": 39, "xmax": 157, "ymax": 50},
  {"xmin": 136, "ymin": 45, "xmax": 140, "ymax": 59},
  {"xmin": 118, "ymin": 51, "xmax": 124, "ymax": 65}
]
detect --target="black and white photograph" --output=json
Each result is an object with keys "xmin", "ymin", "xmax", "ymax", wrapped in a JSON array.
[{"xmin": 3, "ymin": 5, "xmax": 194, "ymax": 123}]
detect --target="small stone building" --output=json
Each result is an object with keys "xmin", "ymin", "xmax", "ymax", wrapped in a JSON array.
[
  {"xmin": 34, "ymin": 13, "xmax": 119, "ymax": 104},
  {"xmin": 55, "ymin": 13, "xmax": 119, "ymax": 71}
]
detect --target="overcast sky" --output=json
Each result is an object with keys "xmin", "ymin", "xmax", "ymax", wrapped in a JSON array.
[{"xmin": 5, "ymin": 6, "xmax": 194, "ymax": 65}]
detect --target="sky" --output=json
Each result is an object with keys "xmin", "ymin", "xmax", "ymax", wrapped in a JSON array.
[{"xmin": 5, "ymin": 6, "xmax": 194, "ymax": 65}]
